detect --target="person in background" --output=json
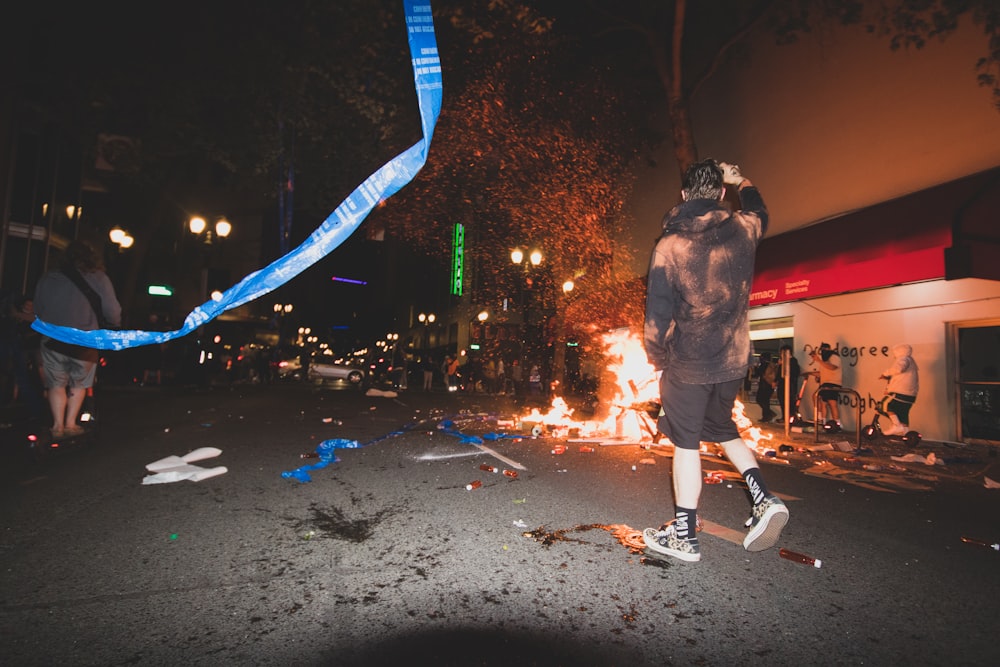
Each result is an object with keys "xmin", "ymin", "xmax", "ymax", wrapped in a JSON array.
[
  {"xmin": 754, "ymin": 352, "xmax": 777, "ymax": 423},
  {"xmin": 642, "ymin": 159, "xmax": 787, "ymax": 563},
  {"xmin": 878, "ymin": 343, "xmax": 919, "ymax": 435},
  {"xmin": 33, "ymin": 240, "xmax": 121, "ymax": 438},
  {"xmin": 528, "ymin": 363, "xmax": 543, "ymax": 396},
  {"xmin": 0, "ymin": 293, "xmax": 45, "ymax": 419},
  {"xmin": 496, "ymin": 357, "xmax": 506, "ymax": 395},
  {"xmin": 445, "ymin": 354, "xmax": 460, "ymax": 391},
  {"xmin": 807, "ymin": 342, "xmax": 843, "ymax": 432},
  {"xmin": 422, "ymin": 354, "xmax": 435, "ymax": 391}
]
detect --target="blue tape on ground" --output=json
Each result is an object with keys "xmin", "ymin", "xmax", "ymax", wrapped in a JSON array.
[
  {"xmin": 281, "ymin": 413, "xmax": 515, "ymax": 483},
  {"xmin": 281, "ymin": 438, "xmax": 363, "ymax": 483},
  {"xmin": 32, "ymin": 0, "xmax": 442, "ymax": 351}
]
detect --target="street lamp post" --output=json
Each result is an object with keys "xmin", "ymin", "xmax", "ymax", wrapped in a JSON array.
[
  {"xmin": 510, "ymin": 246, "xmax": 545, "ymax": 371},
  {"xmin": 418, "ymin": 312, "xmax": 436, "ymax": 351},
  {"xmin": 273, "ymin": 302, "xmax": 293, "ymax": 346},
  {"xmin": 188, "ymin": 215, "xmax": 233, "ymax": 303}
]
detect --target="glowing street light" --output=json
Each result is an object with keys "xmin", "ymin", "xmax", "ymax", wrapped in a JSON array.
[
  {"xmin": 108, "ymin": 226, "xmax": 134, "ymax": 250},
  {"xmin": 511, "ymin": 247, "xmax": 543, "ymax": 266},
  {"xmin": 189, "ymin": 215, "xmax": 233, "ymax": 242}
]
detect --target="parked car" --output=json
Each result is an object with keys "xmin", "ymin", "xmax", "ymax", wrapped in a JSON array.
[
  {"xmin": 307, "ymin": 359, "xmax": 367, "ymax": 385},
  {"xmin": 273, "ymin": 356, "xmax": 303, "ymax": 379}
]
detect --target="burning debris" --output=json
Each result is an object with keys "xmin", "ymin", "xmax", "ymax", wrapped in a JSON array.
[{"xmin": 512, "ymin": 330, "xmax": 775, "ymax": 456}]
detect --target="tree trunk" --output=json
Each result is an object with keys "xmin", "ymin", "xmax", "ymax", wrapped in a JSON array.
[{"xmin": 649, "ymin": 0, "xmax": 699, "ymax": 181}]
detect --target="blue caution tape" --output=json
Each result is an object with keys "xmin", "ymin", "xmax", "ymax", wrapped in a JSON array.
[
  {"xmin": 282, "ymin": 438, "xmax": 363, "ymax": 483},
  {"xmin": 32, "ymin": 0, "xmax": 442, "ymax": 351},
  {"xmin": 281, "ymin": 413, "xmax": 516, "ymax": 483}
]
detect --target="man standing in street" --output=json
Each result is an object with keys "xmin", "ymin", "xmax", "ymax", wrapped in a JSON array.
[
  {"xmin": 33, "ymin": 240, "xmax": 121, "ymax": 438},
  {"xmin": 642, "ymin": 159, "xmax": 787, "ymax": 563}
]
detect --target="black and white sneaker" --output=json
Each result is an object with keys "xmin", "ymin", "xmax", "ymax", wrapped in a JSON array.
[
  {"xmin": 743, "ymin": 496, "xmax": 789, "ymax": 552},
  {"xmin": 643, "ymin": 524, "xmax": 701, "ymax": 562}
]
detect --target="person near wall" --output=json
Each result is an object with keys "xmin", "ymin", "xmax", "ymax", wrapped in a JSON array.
[
  {"xmin": 0, "ymin": 293, "xmax": 45, "ymax": 419},
  {"xmin": 445, "ymin": 355, "xmax": 460, "ymax": 391},
  {"xmin": 807, "ymin": 342, "xmax": 843, "ymax": 433},
  {"xmin": 33, "ymin": 240, "xmax": 122, "ymax": 438},
  {"xmin": 754, "ymin": 352, "xmax": 777, "ymax": 423},
  {"xmin": 641, "ymin": 159, "xmax": 787, "ymax": 563},
  {"xmin": 422, "ymin": 354, "xmax": 435, "ymax": 391},
  {"xmin": 878, "ymin": 343, "xmax": 919, "ymax": 435}
]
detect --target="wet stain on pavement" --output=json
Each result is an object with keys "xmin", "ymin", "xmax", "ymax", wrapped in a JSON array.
[
  {"xmin": 521, "ymin": 523, "xmax": 670, "ymax": 568},
  {"xmin": 293, "ymin": 502, "xmax": 391, "ymax": 542}
]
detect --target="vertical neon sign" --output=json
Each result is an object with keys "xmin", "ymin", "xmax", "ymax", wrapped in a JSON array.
[{"xmin": 451, "ymin": 223, "xmax": 464, "ymax": 296}]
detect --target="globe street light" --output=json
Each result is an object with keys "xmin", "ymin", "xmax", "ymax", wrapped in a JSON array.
[
  {"xmin": 510, "ymin": 247, "xmax": 543, "ymax": 266},
  {"xmin": 108, "ymin": 226, "xmax": 134, "ymax": 250},
  {"xmin": 189, "ymin": 215, "xmax": 233, "ymax": 243}
]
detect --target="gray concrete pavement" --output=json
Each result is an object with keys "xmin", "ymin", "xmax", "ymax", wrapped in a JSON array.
[{"xmin": 2, "ymin": 382, "xmax": 999, "ymax": 665}]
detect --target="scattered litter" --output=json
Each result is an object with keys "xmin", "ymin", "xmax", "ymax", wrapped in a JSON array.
[
  {"xmin": 779, "ymin": 548, "xmax": 822, "ymax": 568},
  {"xmin": 705, "ymin": 471, "xmax": 724, "ymax": 484},
  {"xmin": 365, "ymin": 388, "xmax": 398, "ymax": 397},
  {"xmin": 513, "ymin": 519, "xmax": 528, "ymax": 529},
  {"xmin": 805, "ymin": 443, "xmax": 834, "ymax": 452},
  {"xmin": 322, "ymin": 417, "xmax": 343, "ymax": 425},
  {"xmin": 513, "ymin": 498, "xmax": 527, "ymax": 504},
  {"xmin": 579, "ymin": 446, "xmax": 595, "ymax": 453},
  {"xmin": 891, "ymin": 452, "xmax": 943, "ymax": 466},
  {"xmin": 143, "ymin": 447, "xmax": 227, "ymax": 485},
  {"xmin": 832, "ymin": 440, "xmax": 854, "ymax": 453},
  {"xmin": 281, "ymin": 438, "xmax": 361, "ymax": 483},
  {"xmin": 503, "ymin": 469, "xmax": 518, "ymax": 478},
  {"xmin": 304, "ymin": 530, "xmax": 316, "ymax": 540},
  {"xmin": 638, "ymin": 458, "xmax": 656, "ymax": 465},
  {"xmin": 466, "ymin": 480, "xmax": 482, "ymax": 491},
  {"xmin": 551, "ymin": 445, "xmax": 566, "ymax": 455},
  {"xmin": 960, "ymin": 536, "xmax": 999, "ymax": 551}
]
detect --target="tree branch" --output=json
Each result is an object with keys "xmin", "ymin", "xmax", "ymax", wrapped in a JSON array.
[{"xmin": 688, "ymin": 0, "xmax": 778, "ymax": 100}]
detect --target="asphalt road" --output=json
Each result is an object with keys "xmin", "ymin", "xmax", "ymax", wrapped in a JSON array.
[{"xmin": 2, "ymin": 382, "xmax": 999, "ymax": 666}]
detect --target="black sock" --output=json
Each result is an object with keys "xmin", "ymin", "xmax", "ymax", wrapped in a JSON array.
[
  {"xmin": 674, "ymin": 506, "xmax": 698, "ymax": 542},
  {"xmin": 743, "ymin": 468, "xmax": 769, "ymax": 505}
]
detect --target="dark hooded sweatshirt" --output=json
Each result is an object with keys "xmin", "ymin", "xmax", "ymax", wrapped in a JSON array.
[{"xmin": 643, "ymin": 185, "xmax": 768, "ymax": 384}]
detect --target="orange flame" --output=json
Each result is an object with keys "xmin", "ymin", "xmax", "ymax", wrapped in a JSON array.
[{"xmin": 520, "ymin": 329, "xmax": 774, "ymax": 453}]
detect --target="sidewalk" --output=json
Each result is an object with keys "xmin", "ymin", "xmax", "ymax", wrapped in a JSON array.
[{"xmin": 749, "ymin": 418, "xmax": 1000, "ymax": 491}]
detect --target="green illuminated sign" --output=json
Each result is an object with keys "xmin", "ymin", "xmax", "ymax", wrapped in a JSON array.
[
  {"xmin": 451, "ymin": 223, "xmax": 464, "ymax": 297},
  {"xmin": 148, "ymin": 285, "xmax": 174, "ymax": 296}
]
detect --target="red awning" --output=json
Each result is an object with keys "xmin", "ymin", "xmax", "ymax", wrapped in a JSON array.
[{"xmin": 750, "ymin": 167, "xmax": 1000, "ymax": 306}]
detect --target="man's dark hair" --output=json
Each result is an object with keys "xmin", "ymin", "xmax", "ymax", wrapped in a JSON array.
[
  {"xmin": 61, "ymin": 239, "xmax": 103, "ymax": 273},
  {"xmin": 682, "ymin": 159, "xmax": 724, "ymax": 201}
]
